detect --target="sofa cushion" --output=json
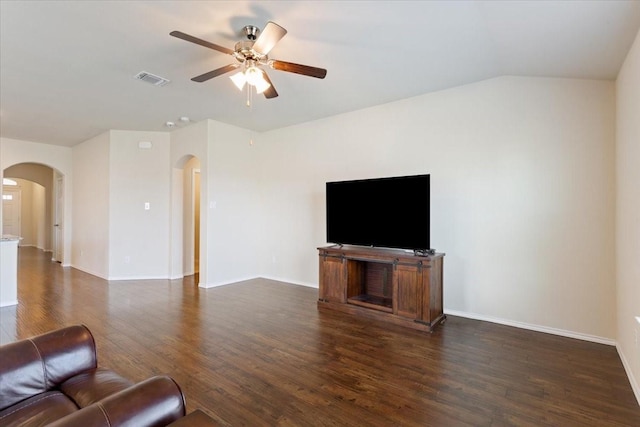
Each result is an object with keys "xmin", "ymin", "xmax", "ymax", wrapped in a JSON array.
[
  {"xmin": 60, "ymin": 367, "xmax": 134, "ymax": 408},
  {"xmin": 0, "ymin": 391, "xmax": 78, "ymax": 427}
]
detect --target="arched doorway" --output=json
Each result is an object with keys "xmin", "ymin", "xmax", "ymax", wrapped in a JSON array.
[
  {"xmin": 171, "ymin": 155, "xmax": 201, "ymax": 279},
  {"xmin": 184, "ymin": 157, "xmax": 201, "ymax": 276},
  {"xmin": 2, "ymin": 163, "xmax": 64, "ymax": 262}
]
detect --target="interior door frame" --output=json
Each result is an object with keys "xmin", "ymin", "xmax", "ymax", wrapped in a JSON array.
[
  {"xmin": 52, "ymin": 173, "xmax": 64, "ymax": 262},
  {"xmin": 192, "ymin": 168, "xmax": 200, "ymax": 274}
]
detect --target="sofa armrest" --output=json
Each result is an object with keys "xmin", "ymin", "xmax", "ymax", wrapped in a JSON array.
[
  {"xmin": 0, "ymin": 325, "xmax": 97, "ymax": 411},
  {"xmin": 47, "ymin": 375, "xmax": 186, "ymax": 427}
]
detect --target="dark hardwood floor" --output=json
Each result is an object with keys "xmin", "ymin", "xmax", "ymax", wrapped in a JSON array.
[{"xmin": 1, "ymin": 247, "xmax": 639, "ymax": 426}]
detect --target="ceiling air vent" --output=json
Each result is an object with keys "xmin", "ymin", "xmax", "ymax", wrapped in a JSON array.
[{"xmin": 134, "ymin": 71, "xmax": 170, "ymax": 87}]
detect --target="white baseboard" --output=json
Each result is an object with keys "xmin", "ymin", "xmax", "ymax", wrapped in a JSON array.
[
  {"xmin": 70, "ymin": 265, "xmax": 166, "ymax": 281},
  {"xmin": 617, "ymin": 344, "xmax": 640, "ymax": 406},
  {"xmin": 198, "ymin": 275, "xmax": 259, "ymax": 289},
  {"xmin": 108, "ymin": 275, "xmax": 168, "ymax": 281},
  {"xmin": 69, "ymin": 264, "xmax": 108, "ymax": 280},
  {"xmin": 198, "ymin": 281, "xmax": 230, "ymax": 289},
  {"xmin": 260, "ymin": 275, "xmax": 319, "ymax": 289},
  {"xmin": 0, "ymin": 300, "xmax": 18, "ymax": 307},
  {"xmin": 444, "ymin": 309, "xmax": 616, "ymax": 346},
  {"xmin": 198, "ymin": 275, "xmax": 319, "ymax": 289},
  {"xmin": 67, "ymin": 266, "xmax": 182, "ymax": 282}
]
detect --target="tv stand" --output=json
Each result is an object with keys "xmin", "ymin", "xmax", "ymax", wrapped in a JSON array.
[{"xmin": 317, "ymin": 245, "xmax": 445, "ymax": 332}]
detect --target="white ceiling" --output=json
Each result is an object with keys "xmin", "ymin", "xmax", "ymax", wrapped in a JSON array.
[{"xmin": 1, "ymin": 1, "xmax": 639, "ymax": 148}]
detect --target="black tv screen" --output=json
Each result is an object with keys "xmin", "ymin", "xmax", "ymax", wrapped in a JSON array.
[{"xmin": 326, "ymin": 174, "xmax": 430, "ymax": 251}]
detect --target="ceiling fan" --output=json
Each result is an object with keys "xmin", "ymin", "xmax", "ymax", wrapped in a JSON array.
[{"xmin": 170, "ymin": 22, "xmax": 327, "ymax": 100}]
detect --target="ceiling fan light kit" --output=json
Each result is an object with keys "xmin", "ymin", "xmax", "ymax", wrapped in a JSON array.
[
  {"xmin": 229, "ymin": 60, "xmax": 271, "ymax": 94},
  {"xmin": 170, "ymin": 21, "xmax": 326, "ymax": 105}
]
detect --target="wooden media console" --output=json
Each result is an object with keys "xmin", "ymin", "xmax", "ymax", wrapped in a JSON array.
[{"xmin": 317, "ymin": 245, "xmax": 445, "ymax": 332}]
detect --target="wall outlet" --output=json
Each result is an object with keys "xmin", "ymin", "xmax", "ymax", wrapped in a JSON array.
[{"xmin": 124, "ymin": 256, "xmax": 131, "ymax": 264}]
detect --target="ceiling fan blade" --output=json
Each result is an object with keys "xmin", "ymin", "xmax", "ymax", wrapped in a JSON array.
[
  {"xmin": 191, "ymin": 64, "xmax": 239, "ymax": 82},
  {"xmin": 261, "ymin": 71, "xmax": 279, "ymax": 99},
  {"xmin": 252, "ymin": 21, "xmax": 287, "ymax": 55},
  {"xmin": 170, "ymin": 30, "xmax": 234, "ymax": 55},
  {"xmin": 270, "ymin": 60, "xmax": 327, "ymax": 79}
]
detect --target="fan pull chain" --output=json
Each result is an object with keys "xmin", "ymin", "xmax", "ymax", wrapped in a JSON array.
[
  {"xmin": 246, "ymin": 84, "xmax": 253, "ymax": 108},
  {"xmin": 247, "ymin": 87, "xmax": 254, "ymax": 146}
]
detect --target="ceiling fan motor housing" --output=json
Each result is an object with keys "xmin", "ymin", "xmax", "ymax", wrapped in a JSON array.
[
  {"xmin": 243, "ymin": 25, "xmax": 260, "ymax": 40},
  {"xmin": 234, "ymin": 40, "xmax": 266, "ymax": 63}
]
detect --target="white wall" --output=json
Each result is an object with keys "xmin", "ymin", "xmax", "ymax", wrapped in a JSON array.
[
  {"xmin": 203, "ymin": 120, "xmax": 262, "ymax": 287},
  {"xmin": 616, "ymin": 28, "xmax": 640, "ymax": 403},
  {"xmin": 108, "ymin": 130, "xmax": 171, "ymax": 279},
  {"xmin": 16, "ymin": 179, "xmax": 34, "ymax": 245},
  {"xmin": 72, "ymin": 129, "xmax": 172, "ymax": 280},
  {"xmin": 0, "ymin": 137, "xmax": 73, "ymax": 265},
  {"xmin": 169, "ymin": 119, "xmax": 262, "ymax": 288},
  {"xmin": 256, "ymin": 76, "xmax": 616, "ymax": 342},
  {"xmin": 72, "ymin": 132, "xmax": 110, "ymax": 277}
]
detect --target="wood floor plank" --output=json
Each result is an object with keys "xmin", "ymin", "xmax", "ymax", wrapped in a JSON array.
[{"xmin": 2, "ymin": 247, "xmax": 639, "ymax": 426}]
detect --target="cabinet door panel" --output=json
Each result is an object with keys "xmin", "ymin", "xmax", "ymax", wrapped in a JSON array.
[
  {"xmin": 395, "ymin": 265, "xmax": 421, "ymax": 319},
  {"xmin": 422, "ymin": 257, "xmax": 442, "ymax": 324},
  {"xmin": 319, "ymin": 256, "xmax": 346, "ymax": 303}
]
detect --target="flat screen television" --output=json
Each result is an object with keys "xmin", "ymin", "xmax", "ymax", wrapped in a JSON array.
[{"xmin": 326, "ymin": 174, "xmax": 431, "ymax": 254}]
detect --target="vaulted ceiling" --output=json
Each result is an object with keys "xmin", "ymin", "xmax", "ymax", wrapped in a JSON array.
[{"xmin": 1, "ymin": 1, "xmax": 639, "ymax": 147}]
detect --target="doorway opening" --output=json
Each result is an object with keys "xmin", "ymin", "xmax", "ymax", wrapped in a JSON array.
[
  {"xmin": 2, "ymin": 163, "xmax": 63, "ymax": 262},
  {"xmin": 193, "ymin": 168, "xmax": 201, "ymax": 274},
  {"xmin": 184, "ymin": 159, "xmax": 201, "ymax": 276}
]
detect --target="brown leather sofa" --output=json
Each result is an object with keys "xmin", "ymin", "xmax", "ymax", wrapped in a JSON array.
[{"xmin": 0, "ymin": 324, "xmax": 186, "ymax": 426}]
